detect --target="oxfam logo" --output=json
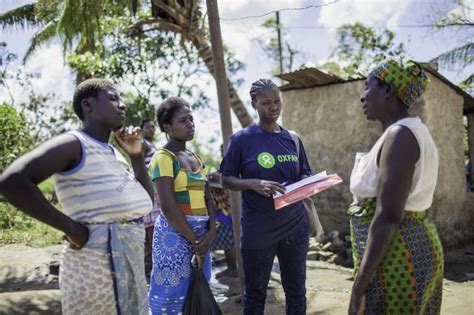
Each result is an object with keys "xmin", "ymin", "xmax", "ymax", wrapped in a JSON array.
[{"xmin": 257, "ymin": 152, "xmax": 276, "ymax": 169}]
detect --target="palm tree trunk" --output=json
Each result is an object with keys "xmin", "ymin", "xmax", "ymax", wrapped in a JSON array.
[{"xmin": 191, "ymin": 37, "xmax": 254, "ymax": 127}]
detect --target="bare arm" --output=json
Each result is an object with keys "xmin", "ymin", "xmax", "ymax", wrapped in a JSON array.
[
  {"xmin": 221, "ymin": 175, "xmax": 285, "ymax": 197},
  {"xmin": 142, "ymin": 140, "xmax": 151, "ymax": 157},
  {"xmin": 154, "ymin": 177, "xmax": 197, "ymax": 243},
  {"xmin": 114, "ymin": 128, "xmax": 154, "ymax": 200},
  {"xmin": 349, "ymin": 126, "xmax": 419, "ymax": 314},
  {"xmin": 130, "ymin": 155, "xmax": 154, "ymax": 199},
  {"xmin": 193, "ymin": 185, "xmax": 217, "ymax": 255},
  {"xmin": 205, "ymin": 186, "xmax": 217, "ymax": 233},
  {"xmin": 0, "ymin": 134, "xmax": 89, "ymax": 248}
]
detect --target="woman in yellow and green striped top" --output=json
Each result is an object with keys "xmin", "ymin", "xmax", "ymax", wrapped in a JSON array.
[
  {"xmin": 150, "ymin": 147, "xmax": 208, "ymax": 216},
  {"xmin": 148, "ymin": 97, "xmax": 217, "ymax": 314}
]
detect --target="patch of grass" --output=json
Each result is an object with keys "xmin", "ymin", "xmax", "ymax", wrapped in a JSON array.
[
  {"xmin": 0, "ymin": 221, "xmax": 63, "ymax": 247},
  {"xmin": 0, "ymin": 202, "xmax": 34, "ymax": 229},
  {"xmin": 38, "ymin": 177, "xmax": 56, "ymax": 197},
  {"xmin": 0, "ymin": 201, "xmax": 63, "ymax": 248}
]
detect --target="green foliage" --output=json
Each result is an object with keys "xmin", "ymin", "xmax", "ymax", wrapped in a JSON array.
[
  {"xmin": 38, "ymin": 177, "xmax": 56, "ymax": 197},
  {"xmin": 317, "ymin": 61, "xmax": 348, "ymax": 79},
  {"xmin": 20, "ymin": 94, "xmax": 80, "ymax": 144},
  {"xmin": 224, "ymin": 47, "xmax": 246, "ymax": 87},
  {"xmin": 0, "ymin": 202, "xmax": 63, "ymax": 247},
  {"xmin": 257, "ymin": 15, "xmax": 299, "ymax": 75},
  {"xmin": 2, "ymin": 0, "xmax": 252, "ymax": 129},
  {"xmin": 0, "ymin": 178, "xmax": 62, "ymax": 247},
  {"xmin": 0, "ymin": 103, "xmax": 31, "ymax": 172},
  {"xmin": 1, "ymin": 42, "xmax": 80, "ymax": 144},
  {"xmin": 0, "ymin": 3, "xmax": 37, "ymax": 28},
  {"xmin": 23, "ymin": 19, "xmax": 59, "ymax": 63},
  {"xmin": 66, "ymin": 17, "xmax": 211, "ymax": 110},
  {"xmin": 464, "ymin": 117, "xmax": 470, "ymax": 163},
  {"xmin": 459, "ymin": 74, "xmax": 474, "ymax": 95},
  {"xmin": 432, "ymin": 42, "xmax": 474, "ymax": 69},
  {"xmin": 64, "ymin": 10, "xmax": 247, "ymax": 123},
  {"xmin": 0, "ymin": 224, "xmax": 63, "ymax": 247},
  {"xmin": 35, "ymin": 0, "xmax": 62, "ymax": 22},
  {"xmin": 57, "ymin": 0, "xmax": 103, "ymax": 50},
  {"xmin": 0, "ymin": 2, "xmax": 61, "ymax": 63},
  {"xmin": 320, "ymin": 22, "xmax": 406, "ymax": 79},
  {"xmin": 433, "ymin": 0, "xmax": 473, "ymax": 30},
  {"xmin": 431, "ymin": 0, "xmax": 473, "ymax": 94},
  {"xmin": 0, "ymin": 202, "xmax": 35, "ymax": 230},
  {"xmin": 188, "ymin": 137, "xmax": 220, "ymax": 171},
  {"xmin": 120, "ymin": 92, "xmax": 157, "ymax": 127}
]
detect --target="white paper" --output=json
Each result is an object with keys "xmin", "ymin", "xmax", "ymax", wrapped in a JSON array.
[{"xmin": 273, "ymin": 171, "xmax": 328, "ymax": 198}]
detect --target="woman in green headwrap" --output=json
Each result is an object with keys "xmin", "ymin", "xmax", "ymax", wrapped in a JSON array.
[{"xmin": 348, "ymin": 59, "xmax": 444, "ymax": 315}]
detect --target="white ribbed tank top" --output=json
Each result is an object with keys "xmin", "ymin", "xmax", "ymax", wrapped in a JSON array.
[
  {"xmin": 350, "ymin": 117, "xmax": 439, "ymax": 211},
  {"xmin": 53, "ymin": 131, "xmax": 152, "ymax": 222}
]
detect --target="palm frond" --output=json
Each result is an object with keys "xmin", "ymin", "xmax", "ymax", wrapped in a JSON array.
[
  {"xmin": 57, "ymin": 0, "xmax": 103, "ymax": 50},
  {"xmin": 460, "ymin": 74, "xmax": 474, "ymax": 96},
  {"xmin": 35, "ymin": 0, "xmax": 63, "ymax": 22},
  {"xmin": 431, "ymin": 42, "xmax": 474, "ymax": 68},
  {"xmin": 462, "ymin": 74, "xmax": 474, "ymax": 86},
  {"xmin": 0, "ymin": 4, "xmax": 37, "ymax": 29},
  {"xmin": 57, "ymin": 0, "xmax": 80, "ymax": 48},
  {"xmin": 23, "ymin": 20, "xmax": 58, "ymax": 63}
]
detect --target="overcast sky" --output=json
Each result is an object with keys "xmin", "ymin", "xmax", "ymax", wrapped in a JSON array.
[{"xmin": 0, "ymin": 0, "xmax": 469, "ymax": 150}]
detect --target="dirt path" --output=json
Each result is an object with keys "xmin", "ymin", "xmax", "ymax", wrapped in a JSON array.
[{"xmin": 1, "ymin": 244, "xmax": 473, "ymax": 314}]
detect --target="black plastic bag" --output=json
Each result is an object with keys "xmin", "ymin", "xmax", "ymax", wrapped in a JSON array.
[{"xmin": 183, "ymin": 256, "xmax": 222, "ymax": 315}]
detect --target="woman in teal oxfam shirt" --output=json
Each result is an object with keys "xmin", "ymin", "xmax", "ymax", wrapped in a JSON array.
[{"xmin": 220, "ymin": 79, "xmax": 312, "ymax": 315}]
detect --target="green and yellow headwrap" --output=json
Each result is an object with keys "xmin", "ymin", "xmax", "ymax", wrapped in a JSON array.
[{"xmin": 370, "ymin": 59, "xmax": 429, "ymax": 108}]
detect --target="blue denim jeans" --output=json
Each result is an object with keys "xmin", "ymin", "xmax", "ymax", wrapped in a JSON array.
[{"xmin": 241, "ymin": 222, "xmax": 309, "ymax": 315}]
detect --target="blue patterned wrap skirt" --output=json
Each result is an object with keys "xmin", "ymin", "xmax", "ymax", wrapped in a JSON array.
[{"xmin": 149, "ymin": 214, "xmax": 211, "ymax": 314}]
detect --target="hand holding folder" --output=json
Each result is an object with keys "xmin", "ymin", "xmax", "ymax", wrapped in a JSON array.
[{"xmin": 273, "ymin": 171, "xmax": 343, "ymax": 210}]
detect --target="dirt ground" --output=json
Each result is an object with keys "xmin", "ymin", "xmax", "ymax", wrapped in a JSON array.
[{"xmin": 0, "ymin": 244, "xmax": 473, "ymax": 314}]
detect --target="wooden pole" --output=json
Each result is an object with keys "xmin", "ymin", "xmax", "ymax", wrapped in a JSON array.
[
  {"xmin": 205, "ymin": 0, "xmax": 245, "ymax": 298},
  {"xmin": 276, "ymin": 11, "xmax": 283, "ymax": 75}
]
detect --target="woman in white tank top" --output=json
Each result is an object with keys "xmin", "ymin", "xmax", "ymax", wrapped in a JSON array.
[{"xmin": 348, "ymin": 59, "xmax": 444, "ymax": 315}]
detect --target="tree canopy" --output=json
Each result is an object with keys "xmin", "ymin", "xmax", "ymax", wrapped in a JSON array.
[
  {"xmin": 0, "ymin": 0, "xmax": 254, "ymax": 127},
  {"xmin": 320, "ymin": 22, "xmax": 406, "ymax": 79},
  {"xmin": 430, "ymin": 0, "xmax": 473, "ymax": 94}
]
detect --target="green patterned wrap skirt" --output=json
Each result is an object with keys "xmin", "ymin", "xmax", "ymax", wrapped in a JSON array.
[{"xmin": 349, "ymin": 198, "xmax": 444, "ymax": 315}]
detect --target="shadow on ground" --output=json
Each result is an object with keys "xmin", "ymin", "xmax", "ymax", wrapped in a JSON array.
[
  {"xmin": 444, "ymin": 244, "xmax": 474, "ymax": 282},
  {"xmin": 0, "ymin": 244, "xmax": 473, "ymax": 314},
  {"xmin": 0, "ymin": 290, "xmax": 61, "ymax": 315}
]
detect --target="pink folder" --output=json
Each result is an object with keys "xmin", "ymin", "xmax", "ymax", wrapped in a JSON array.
[{"xmin": 273, "ymin": 171, "xmax": 343, "ymax": 210}]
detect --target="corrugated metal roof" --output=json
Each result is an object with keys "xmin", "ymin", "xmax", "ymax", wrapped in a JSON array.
[
  {"xmin": 277, "ymin": 66, "xmax": 474, "ymax": 115},
  {"xmin": 277, "ymin": 68, "xmax": 345, "ymax": 91}
]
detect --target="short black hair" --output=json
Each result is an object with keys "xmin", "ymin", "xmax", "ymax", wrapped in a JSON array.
[
  {"xmin": 156, "ymin": 97, "xmax": 190, "ymax": 132},
  {"xmin": 140, "ymin": 119, "xmax": 153, "ymax": 129},
  {"xmin": 72, "ymin": 78, "xmax": 114, "ymax": 121},
  {"xmin": 249, "ymin": 79, "xmax": 279, "ymax": 107}
]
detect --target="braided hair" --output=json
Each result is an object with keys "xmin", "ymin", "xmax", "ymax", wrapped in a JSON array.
[{"xmin": 249, "ymin": 79, "xmax": 279, "ymax": 107}]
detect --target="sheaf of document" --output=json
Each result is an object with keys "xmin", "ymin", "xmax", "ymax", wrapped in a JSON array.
[
  {"xmin": 273, "ymin": 171, "xmax": 343, "ymax": 210},
  {"xmin": 273, "ymin": 171, "xmax": 328, "ymax": 198}
]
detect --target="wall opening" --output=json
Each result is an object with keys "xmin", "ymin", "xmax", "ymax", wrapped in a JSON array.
[{"xmin": 465, "ymin": 114, "xmax": 473, "ymax": 192}]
